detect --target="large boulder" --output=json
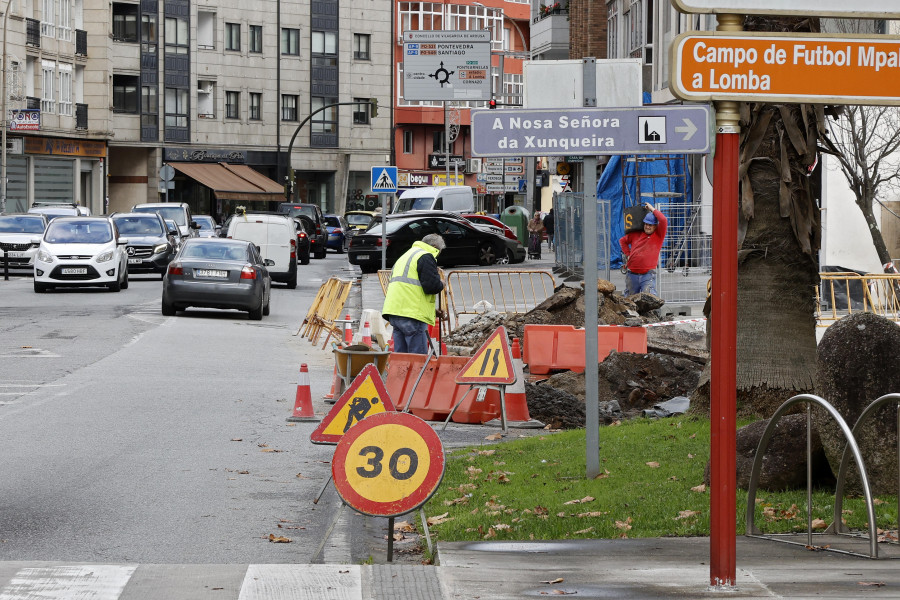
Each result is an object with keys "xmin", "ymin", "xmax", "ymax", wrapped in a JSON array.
[
  {"xmin": 813, "ymin": 313, "xmax": 900, "ymax": 495},
  {"xmin": 704, "ymin": 414, "xmax": 833, "ymax": 491}
]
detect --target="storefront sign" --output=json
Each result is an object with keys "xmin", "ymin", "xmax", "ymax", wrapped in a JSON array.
[
  {"xmin": 10, "ymin": 109, "xmax": 40, "ymax": 131},
  {"xmin": 25, "ymin": 136, "xmax": 106, "ymax": 158},
  {"xmin": 398, "ymin": 171, "xmax": 464, "ymax": 187},
  {"xmin": 427, "ymin": 154, "xmax": 465, "ymax": 169},
  {"xmin": 163, "ymin": 148, "xmax": 247, "ymax": 163}
]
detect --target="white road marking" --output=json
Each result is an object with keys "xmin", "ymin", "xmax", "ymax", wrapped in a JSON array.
[
  {"xmin": 0, "ymin": 565, "xmax": 137, "ymax": 600},
  {"xmin": 238, "ymin": 564, "xmax": 362, "ymax": 600}
]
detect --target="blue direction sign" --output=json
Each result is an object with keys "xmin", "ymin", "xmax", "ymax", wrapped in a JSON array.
[
  {"xmin": 471, "ymin": 105, "xmax": 710, "ymax": 158},
  {"xmin": 371, "ymin": 166, "xmax": 398, "ymax": 193}
]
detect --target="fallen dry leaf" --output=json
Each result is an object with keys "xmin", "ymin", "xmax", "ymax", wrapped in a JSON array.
[
  {"xmin": 268, "ymin": 534, "xmax": 291, "ymax": 543},
  {"xmin": 691, "ymin": 484, "xmax": 707, "ymax": 493},
  {"xmin": 573, "ymin": 527, "xmax": 594, "ymax": 534},
  {"xmin": 483, "ymin": 528, "xmax": 497, "ymax": 539},
  {"xmin": 295, "ymin": 473, "xmax": 309, "ymax": 479},
  {"xmin": 261, "ymin": 448, "xmax": 284, "ymax": 453},
  {"xmin": 874, "ymin": 498, "xmax": 886, "ymax": 505},
  {"xmin": 493, "ymin": 523, "xmax": 511, "ymax": 530},
  {"xmin": 427, "ymin": 513, "xmax": 452, "ymax": 526},
  {"xmin": 485, "ymin": 433, "xmax": 503, "ymax": 441},
  {"xmin": 394, "ymin": 520, "xmax": 415, "ymax": 532},
  {"xmin": 811, "ymin": 518, "xmax": 828, "ymax": 530},
  {"xmin": 577, "ymin": 511, "xmax": 608, "ymax": 518},
  {"xmin": 858, "ymin": 582, "xmax": 885, "ymax": 587},
  {"xmin": 615, "ymin": 517, "xmax": 633, "ymax": 531},
  {"xmin": 478, "ymin": 449, "xmax": 496, "ymax": 456},
  {"xmin": 541, "ymin": 578, "xmax": 564, "ymax": 584},
  {"xmin": 676, "ymin": 510, "xmax": 700, "ymax": 520},
  {"xmin": 444, "ymin": 496, "xmax": 470, "ymax": 506},
  {"xmin": 646, "ymin": 461, "xmax": 660, "ymax": 468},
  {"xmin": 594, "ymin": 470, "xmax": 610, "ymax": 480},
  {"xmin": 556, "ymin": 512, "xmax": 566, "ymax": 518},
  {"xmin": 392, "ymin": 533, "xmax": 405, "ymax": 541},
  {"xmin": 230, "ymin": 438, "xmax": 243, "ymax": 442},
  {"xmin": 564, "ymin": 496, "xmax": 595, "ymax": 505}
]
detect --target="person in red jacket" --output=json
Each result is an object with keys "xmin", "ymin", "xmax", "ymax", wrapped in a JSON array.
[{"xmin": 619, "ymin": 202, "xmax": 667, "ymax": 297}]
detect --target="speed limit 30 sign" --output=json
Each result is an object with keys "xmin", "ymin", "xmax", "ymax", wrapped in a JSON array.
[{"xmin": 331, "ymin": 411, "xmax": 445, "ymax": 517}]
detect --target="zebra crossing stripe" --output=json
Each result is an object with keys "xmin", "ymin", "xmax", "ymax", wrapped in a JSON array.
[
  {"xmin": 238, "ymin": 565, "xmax": 362, "ymax": 600},
  {"xmin": 0, "ymin": 565, "xmax": 137, "ymax": 600}
]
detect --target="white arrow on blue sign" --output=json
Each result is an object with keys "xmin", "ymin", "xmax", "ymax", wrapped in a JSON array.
[
  {"xmin": 371, "ymin": 166, "xmax": 398, "ymax": 193},
  {"xmin": 471, "ymin": 105, "xmax": 711, "ymax": 158}
]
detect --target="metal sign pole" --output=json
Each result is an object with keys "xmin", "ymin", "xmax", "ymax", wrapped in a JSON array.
[{"xmin": 380, "ymin": 193, "xmax": 387, "ymax": 271}]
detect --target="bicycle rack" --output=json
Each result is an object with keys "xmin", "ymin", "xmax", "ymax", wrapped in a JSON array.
[{"xmin": 744, "ymin": 394, "xmax": 882, "ymax": 559}]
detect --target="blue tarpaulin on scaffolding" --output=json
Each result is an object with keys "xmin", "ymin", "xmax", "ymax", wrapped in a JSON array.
[{"xmin": 598, "ymin": 93, "xmax": 693, "ymax": 268}]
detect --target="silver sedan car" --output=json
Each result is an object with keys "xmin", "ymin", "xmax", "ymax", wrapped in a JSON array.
[{"xmin": 161, "ymin": 238, "xmax": 273, "ymax": 320}]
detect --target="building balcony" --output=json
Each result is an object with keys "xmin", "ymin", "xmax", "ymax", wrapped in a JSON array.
[{"xmin": 530, "ymin": 12, "xmax": 569, "ymax": 61}]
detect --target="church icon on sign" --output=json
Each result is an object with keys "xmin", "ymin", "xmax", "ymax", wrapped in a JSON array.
[{"xmin": 638, "ymin": 116, "xmax": 666, "ymax": 144}]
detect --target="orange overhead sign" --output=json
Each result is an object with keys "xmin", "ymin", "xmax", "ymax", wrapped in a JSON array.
[{"xmin": 672, "ymin": 32, "xmax": 900, "ymax": 106}]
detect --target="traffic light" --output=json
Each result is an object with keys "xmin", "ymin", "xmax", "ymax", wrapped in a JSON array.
[
  {"xmin": 488, "ymin": 98, "xmax": 497, "ymax": 109},
  {"xmin": 369, "ymin": 98, "xmax": 378, "ymax": 118}
]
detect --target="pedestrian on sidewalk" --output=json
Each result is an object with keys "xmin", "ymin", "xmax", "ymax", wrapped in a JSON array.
[
  {"xmin": 382, "ymin": 234, "xmax": 446, "ymax": 354},
  {"xmin": 543, "ymin": 208, "xmax": 555, "ymax": 250},
  {"xmin": 618, "ymin": 202, "xmax": 667, "ymax": 296},
  {"xmin": 527, "ymin": 213, "xmax": 545, "ymax": 259}
]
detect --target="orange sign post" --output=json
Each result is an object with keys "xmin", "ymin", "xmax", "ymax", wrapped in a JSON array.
[{"xmin": 672, "ymin": 32, "xmax": 900, "ymax": 106}]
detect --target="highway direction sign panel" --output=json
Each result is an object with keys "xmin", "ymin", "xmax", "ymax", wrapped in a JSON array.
[
  {"xmin": 672, "ymin": 32, "xmax": 900, "ymax": 106},
  {"xmin": 332, "ymin": 411, "xmax": 445, "ymax": 517},
  {"xmin": 671, "ymin": 0, "xmax": 900, "ymax": 18},
  {"xmin": 403, "ymin": 30, "xmax": 492, "ymax": 101},
  {"xmin": 471, "ymin": 105, "xmax": 711, "ymax": 158}
]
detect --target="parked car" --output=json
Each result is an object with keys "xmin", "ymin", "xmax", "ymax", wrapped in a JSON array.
[
  {"xmin": 0, "ymin": 213, "xmax": 48, "ymax": 270},
  {"xmin": 276, "ymin": 203, "xmax": 327, "ymax": 259},
  {"xmin": 193, "ymin": 215, "xmax": 220, "ymax": 238},
  {"xmin": 323, "ymin": 214, "xmax": 351, "ymax": 253},
  {"xmin": 110, "ymin": 212, "xmax": 178, "ymax": 277},
  {"xmin": 131, "ymin": 202, "xmax": 199, "ymax": 239},
  {"xmin": 344, "ymin": 210, "xmax": 378, "ymax": 233},
  {"xmin": 225, "ymin": 212, "xmax": 298, "ymax": 288},
  {"xmin": 348, "ymin": 212, "xmax": 525, "ymax": 273},
  {"xmin": 161, "ymin": 238, "xmax": 272, "ymax": 320},
  {"xmin": 461, "ymin": 213, "xmax": 518, "ymax": 242},
  {"xmin": 33, "ymin": 216, "xmax": 129, "ymax": 293},
  {"xmin": 27, "ymin": 203, "xmax": 87, "ymax": 221}
]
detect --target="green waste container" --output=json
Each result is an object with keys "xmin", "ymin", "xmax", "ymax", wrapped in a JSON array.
[{"xmin": 500, "ymin": 206, "xmax": 529, "ymax": 246}]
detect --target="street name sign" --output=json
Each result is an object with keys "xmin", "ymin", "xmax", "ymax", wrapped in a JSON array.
[
  {"xmin": 671, "ymin": 0, "xmax": 900, "ymax": 18},
  {"xmin": 332, "ymin": 411, "xmax": 445, "ymax": 517},
  {"xmin": 403, "ymin": 30, "xmax": 492, "ymax": 102},
  {"xmin": 672, "ymin": 32, "xmax": 900, "ymax": 106},
  {"xmin": 471, "ymin": 105, "xmax": 711, "ymax": 158}
]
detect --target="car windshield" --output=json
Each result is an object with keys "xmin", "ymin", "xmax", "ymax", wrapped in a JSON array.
[
  {"xmin": 365, "ymin": 220, "xmax": 407, "ymax": 236},
  {"xmin": 29, "ymin": 207, "xmax": 78, "ymax": 221},
  {"xmin": 324, "ymin": 216, "xmax": 340, "ymax": 227},
  {"xmin": 0, "ymin": 215, "xmax": 45, "ymax": 233},
  {"xmin": 181, "ymin": 241, "xmax": 247, "ymax": 261},
  {"xmin": 194, "ymin": 216, "xmax": 216, "ymax": 230},
  {"xmin": 134, "ymin": 206, "xmax": 187, "ymax": 226},
  {"xmin": 394, "ymin": 197, "xmax": 435, "ymax": 212},
  {"xmin": 45, "ymin": 220, "xmax": 113, "ymax": 244},
  {"xmin": 346, "ymin": 214, "xmax": 372, "ymax": 226},
  {"xmin": 279, "ymin": 205, "xmax": 317, "ymax": 220},
  {"xmin": 112, "ymin": 216, "xmax": 163, "ymax": 236}
]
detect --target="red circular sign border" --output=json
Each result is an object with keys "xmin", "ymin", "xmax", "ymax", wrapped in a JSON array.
[{"xmin": 331, "ymin": 411, "xmax": 445, "ymax": 517}]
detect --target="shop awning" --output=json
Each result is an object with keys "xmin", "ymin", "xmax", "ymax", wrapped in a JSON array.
[{"xmin": 169, "ymin": 162, "xmax": 284, "ymax": 202}]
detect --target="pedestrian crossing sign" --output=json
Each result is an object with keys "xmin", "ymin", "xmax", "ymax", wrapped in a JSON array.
[
  {"xmin": 310, "ymin": 364, "xmax": 396, "ymax": 445},
  {"xmin": 371, "ymin": 166, "xmax": 398, "ymax": 193}
]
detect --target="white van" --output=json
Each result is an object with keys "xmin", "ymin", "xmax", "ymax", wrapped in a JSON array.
[
  {"xmin": 226, "ymin": 213, "xmax": 297, "ymax": 288},
  {"xmin": 392, "ymin": 186, "xmax": 474, "ymax": 214}
]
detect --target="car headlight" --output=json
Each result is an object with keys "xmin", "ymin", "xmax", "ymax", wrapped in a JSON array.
[
  {"xmin": 96, "ymin": 250, "xmax": 114, "ymax": 263},
  {"xmin": 37, "ymin": 249, "xmax": 54, "ymax": 263},
  {"xmin": 152, "ymin": 242, "xmax": 169, "ymax": 254}
]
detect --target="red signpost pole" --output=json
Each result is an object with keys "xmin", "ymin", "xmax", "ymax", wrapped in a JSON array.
[{"xmin": 709, "ymin": 99, "xmax": 739, "ymax": 587}]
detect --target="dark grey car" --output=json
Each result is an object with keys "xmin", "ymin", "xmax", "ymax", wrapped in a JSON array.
[
  {"xmin": 111, "ymin": 212, "xmax": 177, "ymax": 277},
  {"xmin": 161, "ymin": 238, "xmax": 273, "ymax": 320}
]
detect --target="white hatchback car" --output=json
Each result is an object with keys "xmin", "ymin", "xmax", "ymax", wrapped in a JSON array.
[
  {"xmin": 0, "ymin": 213, "xmax": 47, "ymax": 269},
  {"xmin": 33, "ymin": 216, "xmax": 130, "ymax": 293}
]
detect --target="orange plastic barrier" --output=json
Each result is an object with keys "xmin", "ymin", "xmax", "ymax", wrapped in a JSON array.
[
  {"xmin": 523, "ymin": 324, "xmax": 648, "ymax": 375},
  {"xmin": 384, "ymin": 353, "xmax": 501, "ymax": 423}
]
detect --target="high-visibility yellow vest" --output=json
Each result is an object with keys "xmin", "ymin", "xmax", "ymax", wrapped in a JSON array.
[{"xmin": 382, "ymin": 241, "xmax": 439, "ymax": 326}]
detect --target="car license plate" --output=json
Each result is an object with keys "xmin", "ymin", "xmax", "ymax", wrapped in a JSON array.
[
  {"xmin": 128, "ymin": 258, "xmax": 142, "ymax": 264},
  {"xmin": 195, "ymin": 269, "xmax": 228, "ymax": 278},
  {"xmin": 6, "ymin": 251, "xmax": 24, "ymax": 258},
  {"xmin": 62, "ymin": 267, "xmax": 87, "ymax": 275},
  {"xmin": 356, "ymin": 254, "xmax": 369, "ymax": 260}
]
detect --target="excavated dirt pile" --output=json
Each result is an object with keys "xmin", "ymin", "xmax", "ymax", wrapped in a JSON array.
[{"xmin": 442, "ymin": 281, "xmax": 707, "ymax": 429}]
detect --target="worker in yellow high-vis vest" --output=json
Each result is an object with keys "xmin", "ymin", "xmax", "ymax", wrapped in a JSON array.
[{"xmin": 382, "ymin": 233, "xmax": 446, "ymax": 354}]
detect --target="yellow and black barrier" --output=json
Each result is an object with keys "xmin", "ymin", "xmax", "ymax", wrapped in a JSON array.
[{"xmin": 298, "ymin": 277, "xmax": 354, "ymax": 346}]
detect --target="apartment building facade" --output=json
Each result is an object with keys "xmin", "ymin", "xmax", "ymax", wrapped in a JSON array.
[{"xmin": 2, "ymin": 0, "xmax": 392, "ymax": 218}]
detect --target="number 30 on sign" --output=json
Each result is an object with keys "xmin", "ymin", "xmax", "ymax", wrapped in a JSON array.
[{"xmin": 331, "ymin": 411, "xmax": 445, "ymax": 517}]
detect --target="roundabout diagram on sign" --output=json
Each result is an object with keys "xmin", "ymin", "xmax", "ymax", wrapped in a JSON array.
[
  {"xmin": 331, "ymin": 412, "xmax": 445, "ymax": 517},
  {"xmin": 429, "ymin": 62, "xmax": 455, "ymax": 87}
]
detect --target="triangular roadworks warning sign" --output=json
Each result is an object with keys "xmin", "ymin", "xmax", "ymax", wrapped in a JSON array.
[
  {"xmin": 455, "ymin": 326, "xmax": 516, "ymax": 385},
  {"xmin": 310, "ymin": 364, "xmax": 396, "ymax": 445}
]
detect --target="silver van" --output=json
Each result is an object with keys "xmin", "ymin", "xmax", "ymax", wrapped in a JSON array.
[{"xmin": 392, "ymin": 186, "xmax": 475, "ymax": 214}]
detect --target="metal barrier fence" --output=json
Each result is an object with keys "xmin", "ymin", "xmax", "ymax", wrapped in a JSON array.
[
  {"xmin": 816, "ymin": 272, "xmax": 900, "ymax": 326},
  {"xmin": 297, "ymin": 277, "xmax": 354, "ymax": 347},
  {"xmin": 377, "ymin": 269, "xmax": 452, "ymax": 337},
  {"xmin": 445, "ymin": 269, "xmax": 556, "ymax": 324},
  {"xmin": 554, "ymin": 192, "xmax": 612, "ymax": 281}
]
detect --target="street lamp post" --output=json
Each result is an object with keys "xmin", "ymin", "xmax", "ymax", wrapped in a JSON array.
[{"xmin": 1, "ymin": 0, "xmax": 11, "ymax": 214}]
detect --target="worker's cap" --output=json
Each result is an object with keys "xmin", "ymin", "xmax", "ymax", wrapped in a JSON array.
[{"xmin": 643, "ymin": 212, "xmax": 658, "ymax": 225}]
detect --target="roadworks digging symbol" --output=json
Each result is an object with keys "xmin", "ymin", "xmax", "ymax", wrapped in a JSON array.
[
  {"xmin": 456, "ymin": 325, "xmax": 516, "ymax": 385},
  {"xmin": 310, "ymin": 364, "xmax": 396, "ymax": 445}
]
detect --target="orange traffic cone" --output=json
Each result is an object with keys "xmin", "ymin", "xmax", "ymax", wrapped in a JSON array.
[
  {"xmin": 323, "ymin": 364, "xmax": 339, "ymax": 400},
  {"xmin": 361, "ymin": 321, "xmax": 372, "ymax": 346},
  {"xmin": 287, "ymin": 364, "xmax": 320, "ymax": 422},
  {"xmin": 343, "ymin": 314, "xmax": 353, "ymax": 345},
  {"xmin": 489, "ymin": 338, "xmax": 544, "ymax": 429}
]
